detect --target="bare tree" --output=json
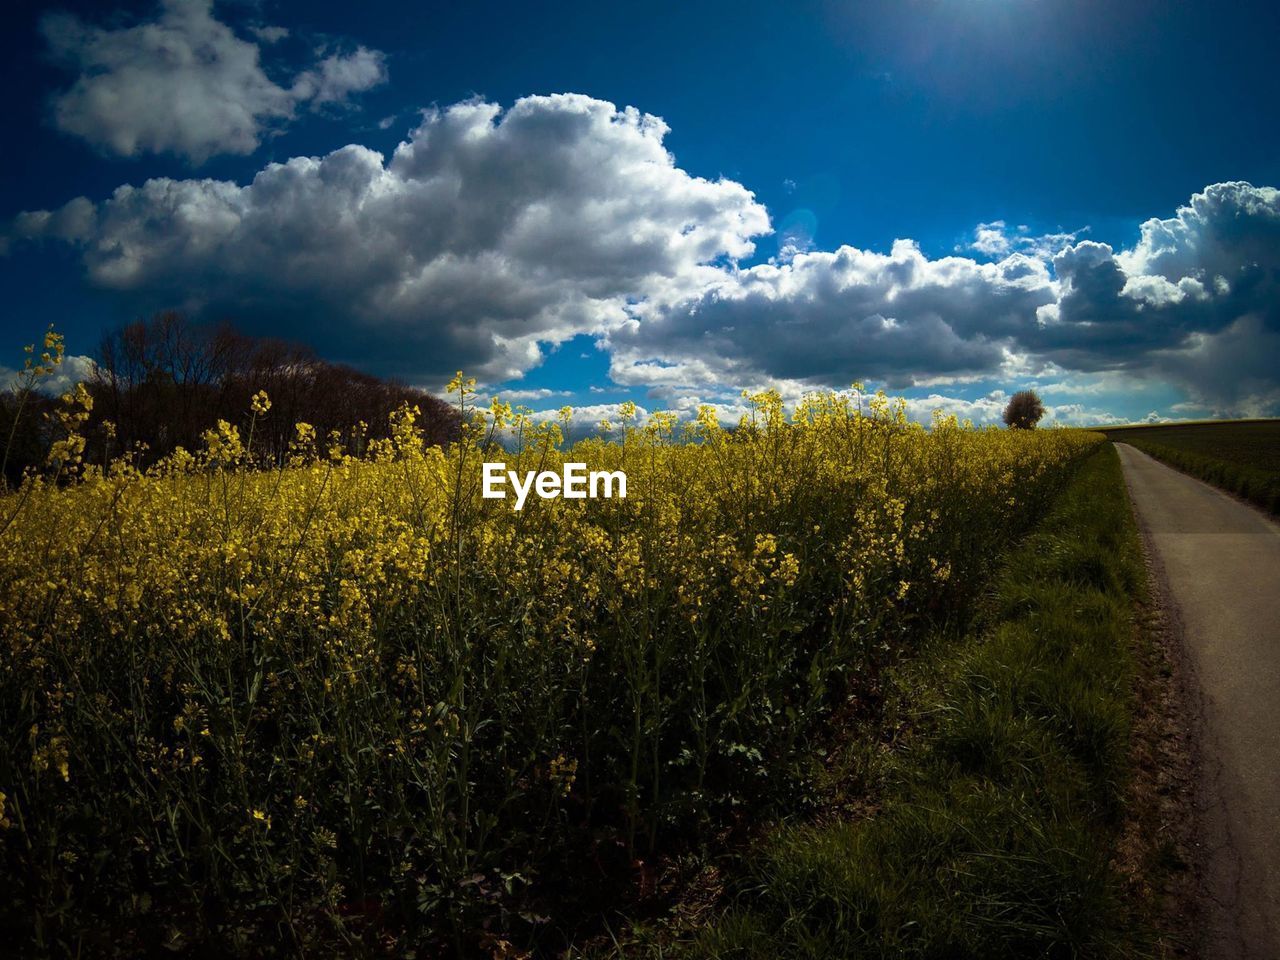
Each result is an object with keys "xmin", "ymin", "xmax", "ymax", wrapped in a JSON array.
[{"xmin": 88, "ymin": 313, "xmax": 459, "ymax": 466}]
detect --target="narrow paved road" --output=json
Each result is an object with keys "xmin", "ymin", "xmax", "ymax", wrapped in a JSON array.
[{"xmin": 1116, "ymin": 443, "xmax": 1280, "ymax": 960}]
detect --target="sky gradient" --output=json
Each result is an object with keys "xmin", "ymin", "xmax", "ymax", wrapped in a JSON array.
[{"xmin": 3, "ymin": 0, "xmax": 1278, "ymax": 427}]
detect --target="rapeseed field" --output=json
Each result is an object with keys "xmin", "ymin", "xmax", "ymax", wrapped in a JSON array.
[{"xmin": 0, "ymin": 367, "xmax": 1100, "ymax": 954}]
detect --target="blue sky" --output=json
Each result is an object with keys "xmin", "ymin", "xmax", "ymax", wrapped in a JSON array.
[{"xmin": 2, "ymin": 0, "xmax": 1278, "ymax": 426}]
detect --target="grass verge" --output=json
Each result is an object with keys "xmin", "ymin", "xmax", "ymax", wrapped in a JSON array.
[{"xmin": 684, "ymin": 444, "xmax": 1153, "ymax": 959}]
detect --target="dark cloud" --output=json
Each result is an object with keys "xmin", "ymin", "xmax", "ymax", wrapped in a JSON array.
[
  {"xmin": 609, "ymin": 241, "xmax": 1055, "ymax": 389},
  {"xmin": 1035, "ymin": 182, "xmax": 1280, "ymax": 411},
  {"xmin": 1153, "ymin": 315, "xmax": 1280, "ymax": 416}
]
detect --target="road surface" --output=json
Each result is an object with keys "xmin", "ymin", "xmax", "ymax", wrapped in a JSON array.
[{"xmin": 1115, "ymin": 443, "xmax": 1280, "ymax": 960}]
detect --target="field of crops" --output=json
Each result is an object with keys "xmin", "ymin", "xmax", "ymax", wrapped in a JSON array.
[
  {"xmin": 0, "ymin": 382, "xmax": 1102, "ymax": 955},
  {"xmin": 1101, "ymin": 420, "xmax": 1280, "ymax": 514},
  {"xmin": 1101, "ymin": 420, "xmax": 1280, "ymax": 472}
]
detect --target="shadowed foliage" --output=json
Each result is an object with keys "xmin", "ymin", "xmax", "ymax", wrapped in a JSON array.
[
  {"xmin": 1, "ymin": 315, "xmax": 459, "ymax": 486},
  {"xmin": 688, "ymin": 446, "xmax": 1149, "ymax": 959},
  {"xmin": 1003, "ymin": 389, "xmax": 1046, "ymax": 430},
  {"xmin": 0, "ymin": 380, "xmax": 1100, "ymax": 956}
]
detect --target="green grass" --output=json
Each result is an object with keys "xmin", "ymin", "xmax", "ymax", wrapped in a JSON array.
[
  {"xmin": 1099, "ymin": 420, "xmax": 1280, "ymax": 514},
  {"xmin": 681, "ymin": 445, "xmax": 1150, "ymax": 959}
]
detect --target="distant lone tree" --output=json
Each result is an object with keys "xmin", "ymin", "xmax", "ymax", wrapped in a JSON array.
[{"xmin": 1003, "ymin": 389, "xmax": 1046, "ymax": 429}]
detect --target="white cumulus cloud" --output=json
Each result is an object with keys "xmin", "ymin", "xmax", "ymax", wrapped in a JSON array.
[
  {"xmin": 10, "ymin": 94, "xmax": 770, "ymax": 383},
  {"xmin": 7, "ymin": 74, "xmax": 1280, "ymax": 418},
  {"xmin": 608, "ymin": 241, "xmax": 1057, "ymax": 390},
  {"xmin": 291, "ymin": 46, "xmax": 388, "ymax": 107},
  {"xmin": 1, "ymin": 355, "xmax": 98, "ymax": 396},
  {"xmin": 40, "ymin": 0, "xmax": 388, "ymax": 163}
]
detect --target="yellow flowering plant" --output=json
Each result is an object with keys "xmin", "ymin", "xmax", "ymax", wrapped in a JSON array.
[{"xmin": 0, "ymin": 362, "xmax": 1102, "ymax": 951}]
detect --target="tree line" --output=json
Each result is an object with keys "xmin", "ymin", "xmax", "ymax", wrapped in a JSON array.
[{"xmin": 1, "ymin": 312, "xmax": 459, "ymax": 486}]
